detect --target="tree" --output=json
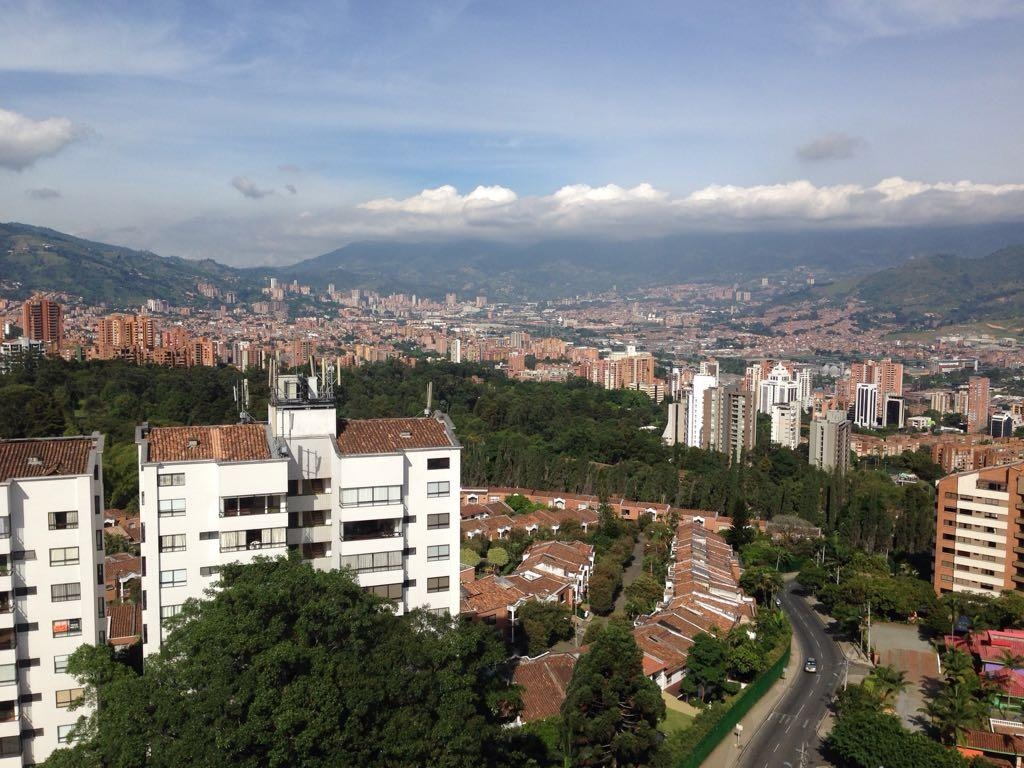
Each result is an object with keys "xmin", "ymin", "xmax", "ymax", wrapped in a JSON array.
[
  {"xmin": 44, "ymin": 556, "xmax": 518, "ymax": 768},
  {"xmin": 517, "ymin": 600, "xmax": 573, "ymax": 657},
  {"xmin": 725, "ymin": 496, "xmax": 754, "ymax": 551},
  {"xmin": 826, "ymin": 707, "xmax": 967, "ymax": 768},
  {"xmin": 921, "ymin": 682, "xmax": 987, "ymax": 745},
  {"xmin": 738, "ymin": 566, "xmax": 782, "ymax": 606},
  {"xmin": 678, "ymin": 633, "xmax": 731, "ymax": 704},
  {"xmin": 623, "ymin": 573, "xmax": 663, "ymax": 618},
  {"xmin": 863, "ymin": 664, "xmax": 908, "ymax": 708},
  {"xmin": 560, "ymin": 620, "xmax": 665, "ymax": 767},
  {"xmin": 486, "ymin": 545, "xmax": 510, "ymax": 569},
  {"xmin": 460, "ymin": 548, "xmax": 481, "ymax": 568}
]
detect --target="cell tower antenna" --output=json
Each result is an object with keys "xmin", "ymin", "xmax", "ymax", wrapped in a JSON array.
[{"xmin": 424, "ymin": 381, "xmax": 433, "ymax": 416}]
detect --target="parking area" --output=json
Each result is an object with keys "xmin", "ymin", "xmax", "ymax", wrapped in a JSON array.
[{"xmin": 872, "ymin": 622, "xmax": 938, "ymax": 732}]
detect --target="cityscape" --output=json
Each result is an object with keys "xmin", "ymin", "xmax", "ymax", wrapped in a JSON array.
[{"xmin": 2, "ymin": 3, "xmax": 1024, "ymax": 768}]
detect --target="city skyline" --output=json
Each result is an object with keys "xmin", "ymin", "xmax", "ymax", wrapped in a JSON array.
[{"xmin": 2, "ymin": 1, "xmax": 1024, "ymax": 264}]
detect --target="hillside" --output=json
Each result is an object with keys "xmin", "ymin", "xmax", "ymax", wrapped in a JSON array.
[
  {"xmin": 0, "ymin": 222, "xmax": 246, "ymax": 307},
  {"xmin": 853, "ymin": 245, "xmax": 1024, "ymax": 326}
]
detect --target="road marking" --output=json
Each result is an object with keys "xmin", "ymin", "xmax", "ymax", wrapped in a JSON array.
[
  {"xmin": 773, "ymin": 744, "xmax": 779, "ymax": 753},
  {"xmin": 802, "ymin": 719, "xmax": 808, "ymax": 729}
]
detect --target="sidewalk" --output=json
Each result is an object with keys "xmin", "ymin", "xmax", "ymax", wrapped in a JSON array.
[{"xmin": 700, "ymin": 627, "xmax": 806, "ymax": 768}]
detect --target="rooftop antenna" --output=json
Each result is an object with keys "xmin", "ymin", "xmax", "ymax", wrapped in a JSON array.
[
  {"xmin": 235, "ymin": 378, "xmax": 253, "ymax": 423},
  {"xmin": 424, "ymin": 381, "xmax": 433, "ymax": 417}
]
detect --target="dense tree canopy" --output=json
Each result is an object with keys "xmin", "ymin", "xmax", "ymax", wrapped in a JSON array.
[{"xmin": 44, "ymin": 557, "xmax": 518, "ymax": 768}]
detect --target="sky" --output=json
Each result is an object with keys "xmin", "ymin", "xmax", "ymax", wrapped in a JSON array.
[{"xmin": 2, "ymin": 0, "xmax": 1024, "ymax": 266}]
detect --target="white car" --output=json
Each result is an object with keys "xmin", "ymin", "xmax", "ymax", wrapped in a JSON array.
[{"xmin": 804, "ymin": 657, "xmax": 818, "ymax": 673}]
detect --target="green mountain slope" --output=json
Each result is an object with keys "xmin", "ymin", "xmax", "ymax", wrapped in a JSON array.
[
  {"xmin": 854, "ymin": 246, "xmax": 1024, "ymax": 324},
  {"xmin": 0, "ymin": 222, "xmax": 246, "ymax": 307}
]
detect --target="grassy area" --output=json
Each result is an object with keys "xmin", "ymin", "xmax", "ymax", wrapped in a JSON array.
[{"xmin": 660, "ymin": 705, "xmax": 694, "ymax": 735}]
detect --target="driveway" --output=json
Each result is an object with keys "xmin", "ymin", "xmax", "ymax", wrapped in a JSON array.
[{"xmin": 872, "ymin": 621, "xmax": 939, "ymax": 731}]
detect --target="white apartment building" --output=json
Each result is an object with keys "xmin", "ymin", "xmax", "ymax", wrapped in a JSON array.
[
  {"xmin": 0, "ymin": 435, "xmax": 106, "ymax": 766},
  {"xmin": 686, "ymin": 373, "xmax": 717, "ymax": 448},
  {"xmin": 854, "ymin": 382, "xmax": 878, "ymax": 428},
  {"xmin": 770, "ymin": 402, "xmax": 801, "ymax": 449},
  {"xmin": 758, "ymin": 363, "xmax": 799, "ymax": 415},
  {"xmin": 809, "ymin": 410, "xmax": 852, "ymax": 473},
  {"xmin": 138, "ymin": 373, "xmax": 461, "ymax": 659}
]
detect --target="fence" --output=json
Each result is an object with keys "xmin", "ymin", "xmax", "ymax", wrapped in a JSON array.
[{"xmin": 675, "ymin": 640, "xmax": 792, "ymax": 768}]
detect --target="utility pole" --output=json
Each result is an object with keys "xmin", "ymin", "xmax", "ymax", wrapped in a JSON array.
[{"xmin": 866, "ymin": 600, "xmax": 872, "ymax": 661}]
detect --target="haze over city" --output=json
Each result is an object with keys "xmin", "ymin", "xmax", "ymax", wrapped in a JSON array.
[{"xmin": 2, "ymin": 0, "xmax": 1024, "ymax": 264}]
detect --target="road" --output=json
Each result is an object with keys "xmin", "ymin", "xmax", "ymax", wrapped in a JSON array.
[{"xmin": 735, "ymin": 580, "xmax": 845, "ymax": 768}]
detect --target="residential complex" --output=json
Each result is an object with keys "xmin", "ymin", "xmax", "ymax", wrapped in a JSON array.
[
  {"xmin": 933, "ymin": 460, "xmax": 1024, "ymax": 596},
  {"xmin": 20, "ymin": 298, "xmax": 62, "ymax": 347},
  {"xmin": 137, "ymin": 372, "xmax": 461, "ymax": 658},
  {"xmin": 0, "ymin": 434, "xmax": 106, "ymax": 766},
  {"xmin": 968, "ymin": 376, "xmax": 992, "ymax": 433},
  {"xmin": 809, "ymin": 410, "xmax": 852, "ymax": 473}
]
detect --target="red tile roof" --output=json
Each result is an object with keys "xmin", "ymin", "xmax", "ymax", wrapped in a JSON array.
[
  {"xmin": 960, "ymin": 728, "xmax": 1024, "ymax": 756},
  {"xmin": 336, "ymin": 417, "xmax": 455, "ymax": 455},
  {"xmin": 511, "ymin": 652, "xmax": 578, "ymax": 722},
  {"xmin": 105, "ymin": 552, "xmax": 141, "ymax": 580},
  {"xmin": 0, "ymin": 436, "xmax": 95, "ymax": 482},
  {"xmin": 107, "ymin": 603, "xmax": 142, "ymax": 645},
  {"xmin": 146, "ymin": 424, "xmax": 271, "ymax": 463}
]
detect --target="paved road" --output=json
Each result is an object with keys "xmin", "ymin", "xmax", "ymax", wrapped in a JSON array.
[
  {"xmin": 612, "ymin": 535, "xmax": 648, "ymax": 614},
  {"xmin": 735, "ymin": 581, "xmax": 845, "ymax": 768}
]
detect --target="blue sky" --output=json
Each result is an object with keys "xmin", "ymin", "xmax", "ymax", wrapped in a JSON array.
[{"xmin": 2, "ymin": 0, "xmax": 1024, "ymax": 265}]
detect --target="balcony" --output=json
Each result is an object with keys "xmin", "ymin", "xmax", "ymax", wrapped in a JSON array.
[
  {"xmin": 340, "ymin": 518, "xmax": 403, "ymax": 543},
  {"xmin": 0, "ymin": 630, "xmax": 14, "ymax": 653},
  {"xmin": 288, "ymin": 493, "xmax": 333, "ymax": 514},
  {"xmin": 0, "ymin": 595, "xmax": 10, "ymax": 617},
  {"xmin": 301, "ymin": 542, "xmax": 331, "ymax": 561}
]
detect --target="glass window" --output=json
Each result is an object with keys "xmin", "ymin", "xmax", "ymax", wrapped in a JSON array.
[
  {"xmin": 52, "ymin": 619, "xmax": 82, "ymax": 638},
  {"xmin": 53, "ymin": 655, "xmax": 69, "ymax": 674},
  {"xmin": 57, "ymin": 724, "xmax": 76, "ymax": 744},
  {"xmin": 51, "ymin": 583, "xmax": 81, "ymax": 603},
  {"xmin": 199, "ymin": 531, "xmax": 218, "ymax": 540},
  {"xmin": 340, "ymin": 550, "xmax": 403, "ymax": 573},
  {"xmin": 427, "ymin": 576, "xmax": 450, "ymax": 593},
  {"xmin": 427, "ymin": 481, "xmax": 450, "ymax": 498},
  {"xmin": 49, "ymin": 547, "xmax": 79, "ymax": 566},
  {"xmin": 159, "ymin": 534, "xmax": 186, "ymax": 553},
  {"xmin": 340, "ymin": 485, "xmax": 401, "ymax": 507},
  {"xmin": 159, "ymin": 569, "xmax": 186, "ymax": 588},
  {"xmin": 157, "ymin": 473, "xmax": 185, "ymax": 487},
  {"xmin": 427, "ymin": 545, "xmax": 450, "ymax": 562},
  {"xmin": 200, "ymin": 566, "xmax": 220, "ymax": 577},
  {"xmin": 47, "ymin": 511, "xmax": 78, "ymax": 530},
  {"xmin": 55, "ymin": 688, "xmax": 84, "ymax": 708},
  {"xmin": 427, "ymin": 513, "xmax": 450, "ymax": 530},
  {"xmin": 158, "ymin": 498, "xmax": 186, "ymax": 517},
  {"xmin": 427, "ymin": 457, "xmax": 450, "ymax": 470},
  {"xmin": 160, "ymin": 604, "xmax": 183, "ymax": 623},
  {"xmin": 0, "ymin": 664, "xmax": 15, "ymax": 686},
  {"xmin": 365, "ymin": 583, "xmax": 403, "ymax": 600}
]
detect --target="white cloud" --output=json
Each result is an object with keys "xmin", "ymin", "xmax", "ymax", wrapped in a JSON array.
[
  {"xmin": 230, "ymin": 176, "xmax": 273, "ymax": 199},
  {"xmin": 360, "ymin": 184, "xmax": 517, "ymax": 214},
  {"xmin": 0, "ymin": 107, "xmax": 84, "ymax": 171},
  {"xmin": 550, "ymin": 183, "xmax": 667, "ymax": 206},
  {"xmin": 812, "ymin": 0, "xmax": 1024, "ymax": 41}
]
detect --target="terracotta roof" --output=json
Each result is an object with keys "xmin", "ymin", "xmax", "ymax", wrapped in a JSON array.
[
  {"xmin": 512, "ymin": 652, "xmax": 578, "ymax": 723},
  {"xmin": 961, "ymin": 729, "xmax": 1024, "ymax": 756},
  {"xmin": 460, "ymin": 575, "xmax": 528, "ymax": 615},
  {"xmin": 107, "ymin": 603, "xmax": 142, "ymax": 645},
  {"xmin": 105, "ymin": 552, "xmax": 142, "ymax": 580},
  {"xmin": 146, "ymin": 424, "xmax": 271, "ymax": 463},
  {"xmin": 0, "ymin": 436, "xmax": 95, "ymax": 483},
  {"xmin": 336, "ymin": 417, "xmax": 455, "ymax": 455}
]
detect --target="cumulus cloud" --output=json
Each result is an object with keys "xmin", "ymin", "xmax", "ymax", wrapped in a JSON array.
[
  {"xmin": 25, "ymin": 187, "xmax": 62, "ymax": 200},
  {"xmin": 796, "ymin": 133, "xmax": 865, "ymax": 162},
  {"xmin": 360, "ymin": 184, "xmax": 517, "ymax": 214},
  {"xmin": 0, "ymin": 107, "xmax": 84, "ymax": 171},
  {"xmin": 231, "ymin": 176, "xmax": 273, "ymax": 199}
]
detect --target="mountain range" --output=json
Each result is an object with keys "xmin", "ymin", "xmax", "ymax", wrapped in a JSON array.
[{"xmin": 3, "ymin": 220, "xmax": 1024, "ymax": 328}]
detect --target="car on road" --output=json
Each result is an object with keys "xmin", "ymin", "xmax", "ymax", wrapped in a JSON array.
[{"xmin": 803, "ymin": 657, "xmax": 818, "ymax": 673}]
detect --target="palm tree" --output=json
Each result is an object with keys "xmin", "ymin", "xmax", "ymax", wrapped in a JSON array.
[
  {"xmin": 996, "ymin": 649, "xmax": 1024, "ymax": 673},
  {"xmin": 867, "ymin": 664, "xmax": 908, "ymax": 708},
  {"xmin": 941, "ymin": 649, "xmax": 976, "ymax": 686},
  {"xmin": 921, "ymin": 682, "xmax": 987, "ymax": 745}
]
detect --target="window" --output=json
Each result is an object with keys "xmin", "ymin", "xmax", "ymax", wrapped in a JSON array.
[
  {"xmin": 19, "ymin": 693, "xmax": 41, "ymax": 704},
  {"xmin": 340, "ymin": 485, "xmax": 402, "ymax": 507},
  {"xmin": 0, "ymin": 665, "xmax": 15, "ymax": 686},
  {"xmin": 341, "ymin": 518, "xmax": 401, "ymax": 541},
  {"xmin": 0, "ymin": 517, "xmax": 8, "ymax": 539},
  {"xmin": 427, "ymin": 513, "xmax": 450, "ymax": 530},
  {"xmin": 0, "ymin": 736, "xmax": 20, "ymax": 757},
  {"xmin": 221, "ymin": 495, "xmax": 283, "ymax": 517},
  {"xmin": 160, "ymin": 569, "xmax": 186, "ymax": 588},
  {"xmin": 14, "ymin": 587, "xmax": 36, "ymax": 597},
  {"xmin": 340, "ymin": 550, "xmax": 403, "ymax": 574},
  {"xmin": 161, "ymin": 604, "xmax": 183, "ymax": 623},
  {"xmin": 54, "ymin": 655, "xmax": 69, "ymax": 674},
  {"xmin": 159, "ymin": 534, "xmax": 186, "ymax": 553},
  {"xmin": 52, "ymin": 619, "xmax": 82, "ymax": 638},
  {"xmin": 98, "ymin": 598, "xmax": 105, "ymax": 619},
  {"xmin": 49, "ymin": 547, "xmax": 79, "ymax": 566},
  {"xmin": 51, "ymin": 583, "xmax": 81, "ymax": 603},
  {"xmin": 199, "ymin": 531, "xmax": 218, "ymax": 540},
  {"xmin": 95, "ymin": 529, "xmax": 103, "ymax": 551},
  {"xmin": 200, "ymin": 566, "xmax": 220, "ymax": 577},
  {"xmin": 427, "ymin": 607, "xmax": 449, "ymax": 617},
  {"xmin": 427, "ymin": 544, "xmax": 450, "ymax": 562},
  {"xmin": 427, "ymin": 576, "xmax": 450, "ymax": 593},
  {"xmin": 47, "ymin": 510, "xmax": 78, "ymax": 530},
  {"xmin": 365, "ymin": 583, "xmax": 403, "ymax": 600},
  {"xmin": 55, "ymin": 688, "xmax": 85, "ymax": 708},
  {"xmin": 219, "ymin": 528, "xmax": 286, "ymax": 552},
  {"xmin": 158, "ymin": 498, "xmax": 186, "ymax": 517},
  {"xmin": 427, "ymin": 481, "xmax": 450, "ymax": 498},
  {"xmin": 427, "ymin": 457, "xmax": 450, "ymax": 470},
  {"xmin": 57, "ymin": 724, "xmax": 76, "ymax": 744},
  {"xmin": 11, "ymin": 550, "xmax": 35, "ymax": 562},
  {"xmin": 157, "ymin": 473, "xmax": 185, "ymax": 487}
]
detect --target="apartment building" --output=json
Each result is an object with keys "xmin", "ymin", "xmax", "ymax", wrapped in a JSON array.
[
  {"xmin": 20, "ymin": 299, "xmax": 62, "ymax": 346},
  {"xmin": 702, "ymin": 385, "xmax": 756, "ymax": 463},
  {"xmin": 770, "ymin": 402, "xmax": 800, "ymax": 450},
  {"xmin": 809, "ymin": 410, "xmax": 852, "ymax": 473},
  {"xmin": 854, "ymin": 382, "xmax": 878, "ymax": 428},
  {"xmin": 138, "ymin": 372, "xmax": 461, "ymax": 658},
  {"xmin": 968, "ymin": 376, "xmax": 992, "ymax": 434},
  {"xmin": 0, "ymin": 435, "xmax": 106, "ymax": 766},
  {"xmin": 933, "ymin": 461, "xmax": 1024, "ymax": 596}
]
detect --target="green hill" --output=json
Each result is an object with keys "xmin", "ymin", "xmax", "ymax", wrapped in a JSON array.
[
  {"xmin": 0, "ymin": 222, "xmax": 247, "ymax": 307},
  {"xmin": 853, "ymin": 245, "xmax": 1024, "ymax": 325}
]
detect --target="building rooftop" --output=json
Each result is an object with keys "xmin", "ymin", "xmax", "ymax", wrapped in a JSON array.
[
  {"xmin": 511, "ymin": 652, "xmax": 578, "ymax": 723},
  {"xmin": 336, "ymin": 416, "xmax": 456, "ymax": 455},
  {"xmin": 0, "ymin": 435, "xmax": 97, "ymax": 483},
  {"xmin": 145, "ymin": 424, "xmax": 272, "ymax": 463}
]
